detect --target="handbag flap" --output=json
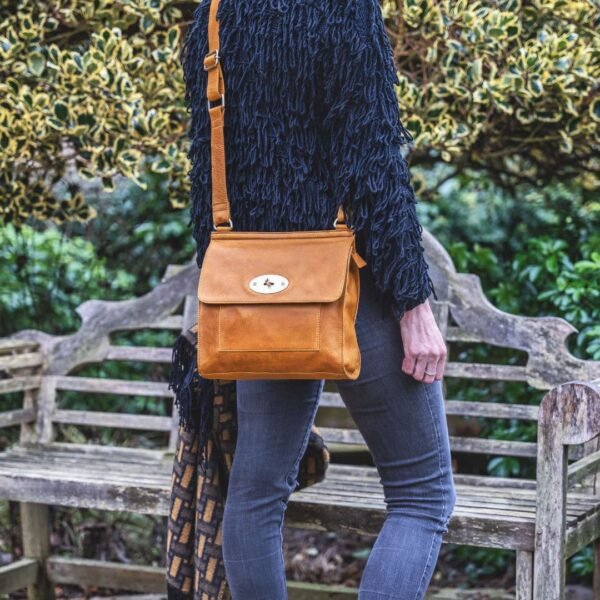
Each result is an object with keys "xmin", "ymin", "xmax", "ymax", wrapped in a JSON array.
[{"xmin": 198, "ymin": 230, "xmax": 355, "ymax": 304}]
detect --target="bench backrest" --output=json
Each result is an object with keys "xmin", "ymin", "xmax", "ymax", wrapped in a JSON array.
[{"xmin": 2, "ymin": 231, "xmax": 599, "ymax": 479}]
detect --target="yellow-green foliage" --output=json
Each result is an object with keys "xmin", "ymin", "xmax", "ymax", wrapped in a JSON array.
[
  {"xmin": 0, "ymin": 0, "xmax": 192, "ymax": 225},
  {"xmin": 1, "ymin": 0, "xmax": 599, "ymax": 226},
  {"xmin": 384, "ymin": 0, "xmax": 599, "ymax": 189}
]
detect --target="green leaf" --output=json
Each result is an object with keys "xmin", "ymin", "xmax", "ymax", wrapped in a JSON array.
[
  {"xmin": 54, "ymin": 101, "xmax": 69, "ymax": 121},
  {"xmin": 140, "ymin": 15, "xmax": 155, "ymax": 34},
  {"xmin": 27, "ymin": 51, "xmax": 46, "ymax": 76}
]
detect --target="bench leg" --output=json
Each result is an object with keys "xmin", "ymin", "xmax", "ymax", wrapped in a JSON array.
[
  {"xmin": 594, "ymin": 538, "xmax": 600, "ymax": 600},
  {"xmin": 20, "ymin": 503, "xmax": 54, "ymax": 600},
  {"xmin": 516, "ymin": 550, "xmax": 533, "ymax": 600}
]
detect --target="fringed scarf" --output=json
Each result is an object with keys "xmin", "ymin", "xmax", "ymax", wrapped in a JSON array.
[{"xmin": 165, "ymin": 326, "xmax": 330, "ymax": 599}]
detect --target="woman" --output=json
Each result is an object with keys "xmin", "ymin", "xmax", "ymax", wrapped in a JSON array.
[{"xmin": 180, "ymin": 0, "xmax": 457, "ymax": 597}]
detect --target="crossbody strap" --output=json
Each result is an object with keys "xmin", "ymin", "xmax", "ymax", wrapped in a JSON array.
[{"xmin": 204, "ymin": 0, "xmax": 347, "ymax": 230}]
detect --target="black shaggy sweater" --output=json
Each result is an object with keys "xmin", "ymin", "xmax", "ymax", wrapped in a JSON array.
[{"xmin": 170, "ymin": 0, "xmax": 437, "ymax": 468}]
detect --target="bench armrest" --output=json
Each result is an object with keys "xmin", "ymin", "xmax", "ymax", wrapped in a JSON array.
[
  {"xmin": 534, "ymin": 380, "xmax": 600, "ymax": 597},
  {"xmin": 538, "ymin": 380, "xmax": 600, "ymax": 448}
]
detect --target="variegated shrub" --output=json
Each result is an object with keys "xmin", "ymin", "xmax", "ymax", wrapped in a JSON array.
[{"xmin": 0, "ymin": 0, "xmax": 598, "ymax": 226}]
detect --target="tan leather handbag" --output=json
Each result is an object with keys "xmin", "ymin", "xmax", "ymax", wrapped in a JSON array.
[{"xmin": 197, "ymin": 0, "xmax": 367, "ymax": 380}]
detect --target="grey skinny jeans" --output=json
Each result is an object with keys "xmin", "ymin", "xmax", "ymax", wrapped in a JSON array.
[{"xmin": 222, "ymin": 265, "xmax": 457, "ymax": 599}]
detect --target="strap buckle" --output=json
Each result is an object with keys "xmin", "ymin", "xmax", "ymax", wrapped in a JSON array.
[
  {"xmin": 204, "ymin": 49, "xmax": 220, "ymax": 71},
  {"xmin": 213, "ymin": 218, "xmax": 233, "ymax": 231},
  {"xmin": 207, "ymin": 94, "xmax": 225, "ymax": 111}
]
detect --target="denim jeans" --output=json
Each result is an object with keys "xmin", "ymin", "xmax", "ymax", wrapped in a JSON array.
[{"xmin": 222, "ymin": 266, "xmax": 457, "ymax": 600}]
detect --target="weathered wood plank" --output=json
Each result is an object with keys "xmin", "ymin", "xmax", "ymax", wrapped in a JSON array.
[
  {"xmin": 452, "ymin": 473, "xmax": 536, "ymax": 489},
  {"xmin": 444, "ymin": 363, "xmax": 529, "ymax": 382},
  {"xmin": 320, "ymin": 392, "xmax": 540, "ymax": 421},
  {"xmin": 103, "ymin": 315, "xmax": 182, "ymax": 330},
  {"xmin": 12, "ymin": 442, "xmax": 170, "ymax": 463},
  {"xmin": 20, "ymin": 386, "xmax": 38, "ymax": 444},
  {"xmin": 81, "ymin": 587, "xmax": 517, "ymax": 600},
  {"xmin": 53, "ymin": 410, "xmax": 172, "ymax": 432},
  {"xmin": 0, "ymin": 339, "xmax": 39, "ymax": 353},
  {"xmin": 444, "ymin": 400, "xmax": 538, "ymax": 420},
  {"xmin": 565, "ymin": 506, "xmax": 600, "ymax": 558},
  {"xmin": 54, "ymin": 376, "xmax": 172, "ymax": 397},
  {"xmin": 534, "ymin": 385, "xmax": 569, "ymax": 600},
  {"xmin": 515, "ymin": 551, "xmax": 533, "ymax": 600},
  {"xmin": 37, "ymin": 377, "xmax": 57, "ymax": 444},
  {"xmin": 0, "ymin": 558, "xmax": 39, "ymax": 594},
  {"xmin": 0, "ymin": 376, "xmax": 42, "ymax": 395},
  {"xmin": 0, "ymin": 408, "xmax": 35, "ymax": 428},
  {"xmin": 20, "ymin": 503, "xmax": 53, "ymax": 600},
  {"xmin": 47, "ymin": 557, "xmax": 164, "ymax": 592},
  {"xmin": 567, "ymin": 449, "xmax": 600, "ymax": 488},
  {"xmin": 0, "ymin": 352, "xmax": 45, "ymax": 371},
  {"xmin": 7, "ymin": 260, "xmax": 198, "ymax": 376},
  {"xmin": 285, "ymin": 502, "xmax": 536, "ymax": 550},
  {"xmin": 49, "ymin": 558, "xmax": 505, "ymax": 599},
  {"xmin": 320, "ymin": 426, "xmax": 540, "ymax": 458},
  {"xmin": 105, "ymin": 346, "xmax": 172, "ymax": 363},
  {"xmin": 3, "ymin": 457, "xmax": 593, "ymax": 554},
  {"xmin": 441, "ymin": 261, "xmax": 600, "ymax": 389},
  {"xmin": 11, "ymin": 457, "xmax": 582, "ymax": 523},
  {"xmin": 287, "ymin": 581, "xmax": 359, "ymax": 599}
]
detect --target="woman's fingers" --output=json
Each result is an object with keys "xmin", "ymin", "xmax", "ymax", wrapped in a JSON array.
[
  {"xmin": 399, "ymin": 300, "xmax": 447, "ymax": 383},
  {"xmin": 412, "ymin": 353, "xmax": 442, "ymax": 383}
]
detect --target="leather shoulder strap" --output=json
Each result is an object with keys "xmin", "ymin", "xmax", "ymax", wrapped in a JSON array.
[
  {"xmin": 204, "ymin": 0, "xmax": 346, "ymax": 230},
  {"xmin": 204, "ymin": 0, "xmax": 231, "ymax": 229}
]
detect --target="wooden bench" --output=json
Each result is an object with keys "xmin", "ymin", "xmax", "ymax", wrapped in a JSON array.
[{"xmin": 0, "ymin": 230, "xmax": 599, "ymax": 600}]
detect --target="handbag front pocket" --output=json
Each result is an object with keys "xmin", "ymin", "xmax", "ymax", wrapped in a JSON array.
[{"xmin": 217, "ymin": 303, "xmax": 321, "ymax": 352}]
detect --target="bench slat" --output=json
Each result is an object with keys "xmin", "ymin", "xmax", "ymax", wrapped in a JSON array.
[
  {"xmin": 0, "ymin": 558, "xmax": 39, "ymax": 594},
  {"xmin": 54, "ymin": 376, "xmax": 172, "ymax": 397},
  {"xmin": 444, "ymin": 363, "xmax": 529, "ymax": 381},
  {"xmin": 567, "ymin": 449, "xmax": 600, "ymax": 488},
  {"xmin": 320, "ymin": 392, "xmax": 539, "ymax": 420},
  {"xmin": 0, "ymin": 376, "xmax": 42, "ymax": 394},
  {"xmin": 13, "ymin": 442, "xmax": 170, "ymax": 463},
  {"xmin": 319, "ymin": 426, "xmax": 540, "ymax": 458},
  {"xmin": 0, "ymin": 408, "xmax": 35, "ymax": 428},
  {"xmin": 0, "ymin": 352, "xmax": 44, "ymax": 370},
  {"xmin": 110, "ymin": 315, "xmax": 183, "ymax": 331},
  {"xmin": 444, "ymin": 400, "xmax": 538, "ymax": 420},
  {"xmin": 0, "ymin": 339, "xmax": 40, "ymax": 353},
  {"xmin": 105, "ymin": 346, "xmax": 172, "ymax": 363},
  {"xmin": 47, "ymin": 557, "xmax": 164, "ymax": 591},
  {"xmin": 53, "ymin": 410, "xmax": 172, "ymax": 431}
]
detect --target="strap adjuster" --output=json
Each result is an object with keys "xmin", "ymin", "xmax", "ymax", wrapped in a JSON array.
[
  {"xmin": 204, "ymin": 49, "xmax": 220, "ymax": 71},
  {"xmin": 207, "ymin": 93, "xmax": 225, "ymax": 111},
  {"xmin": 213, "ymin": 218, "xmax": 233, "ymax": 231}
]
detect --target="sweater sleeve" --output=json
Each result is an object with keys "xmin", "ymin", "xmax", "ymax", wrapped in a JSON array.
[{"xmin": 319, "ymin": 0, "xmax": 436, "ymax": 321}]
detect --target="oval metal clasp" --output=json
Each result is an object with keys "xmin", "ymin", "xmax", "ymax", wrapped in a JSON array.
[{"xmin": 249, "ymin": 274, "xmax": 289, "ymax": 294}]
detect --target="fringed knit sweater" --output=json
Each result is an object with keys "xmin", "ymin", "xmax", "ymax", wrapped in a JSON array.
[{"xmin": 169, "ymin": 0, "xmax": 437, "ymax": 468}]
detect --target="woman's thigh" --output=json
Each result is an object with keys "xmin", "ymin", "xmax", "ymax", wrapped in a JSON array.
[
  {"xmin": 230, "ymin": 378, "xmax": 323, "ymax": 494},
  {"xmin": 224, "ymin": 379, "xmax": 324, "ymax": 561},
  {"xmin": 336, "ymin": 268, "xmax": 456, "ymax": 528}
]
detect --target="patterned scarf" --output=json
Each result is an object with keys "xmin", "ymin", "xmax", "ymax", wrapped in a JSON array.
[{"xmin": 165, "ymin": 326, "xmax": 330, "ymax": 599}]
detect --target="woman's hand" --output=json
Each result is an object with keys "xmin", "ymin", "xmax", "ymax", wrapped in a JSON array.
[{"xmin": 399, "ymin": 299, "xmax": 447, "ymax": 383}]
